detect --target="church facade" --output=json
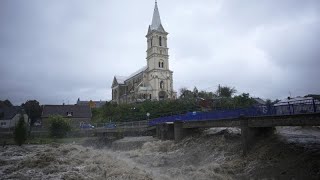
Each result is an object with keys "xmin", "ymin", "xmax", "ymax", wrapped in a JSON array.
[{"xmin": 111, "ymin": 2, "xmax": 176, "ymax": 104}]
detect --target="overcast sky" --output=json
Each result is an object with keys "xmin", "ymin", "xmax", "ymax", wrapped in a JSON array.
[{"xmin": 1, "ymin": 0, "xmax": 319, "ymax": 105}]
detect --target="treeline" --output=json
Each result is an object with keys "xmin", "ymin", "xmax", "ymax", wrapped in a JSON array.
[{"xmin": 92, "ymin": 85, "xmax": 259, "ymax": 123}]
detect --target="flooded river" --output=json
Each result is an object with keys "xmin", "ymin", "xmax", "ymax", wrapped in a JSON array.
[{"xmin": 1, "ymin": 127, "xmax": 319, "ymax": 179}]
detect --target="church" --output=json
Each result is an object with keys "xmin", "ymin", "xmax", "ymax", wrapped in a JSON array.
[{"xmin": 111, "ymin": 1, "xmax": 177, "ymax": 104}]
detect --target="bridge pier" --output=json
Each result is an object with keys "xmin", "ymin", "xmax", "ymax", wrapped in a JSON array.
[
  {"xmin": 156, "ymin": 123, "xmax": 174, "ymax": 140},
  {"xmin": 241, "ymin": 117, "xmax": 275, "ymax": 155},
  {"xmin": 174, "ymin": 121, "xmax": 186, "ymax": 141},
  {"xmin": 174, "ymin": 121, "xmax": 199, "ymax": 141}
]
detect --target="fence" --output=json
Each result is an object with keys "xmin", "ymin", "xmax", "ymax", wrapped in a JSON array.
[{"xmin": 87, "ymin": 120, "xmax": 150, "ymax": 130}]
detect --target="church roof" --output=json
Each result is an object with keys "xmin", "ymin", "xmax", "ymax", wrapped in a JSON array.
[
  {"xmin": 149, "ymin": 1, "xmax": 166, "ymax": 33},
  {"xmin": 126, "ymin": 66, "xmax": 147, "ymax": 81},
  {"xmin": 115, "ymin": 76, "xmax": 127, "ymax": 84},
  {"xmin": 113, "ymin": 66, "xmax": 147, "ymax": 87}
]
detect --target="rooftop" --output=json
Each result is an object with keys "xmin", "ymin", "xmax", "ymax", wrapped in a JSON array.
[{"xmin": 42, "ymin": 105, "xmax": 92, "ymax": 118}]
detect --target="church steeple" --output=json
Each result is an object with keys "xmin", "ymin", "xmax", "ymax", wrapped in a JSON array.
[
  {"xmin": 149, "ymin": 1, "xmax": 166, "ymax": 33},
  {"xmin": 146, "ymin": 0, "xmax": 169, "ymax": 72}
]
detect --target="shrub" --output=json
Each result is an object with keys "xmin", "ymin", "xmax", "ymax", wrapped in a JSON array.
[
  {"xmin": 48, "ymin": 115, "xmax": 71, "ymax": 138},
  {"xmin": 14, "ymin": 114, "xmax": 27, "ymax": 146}
]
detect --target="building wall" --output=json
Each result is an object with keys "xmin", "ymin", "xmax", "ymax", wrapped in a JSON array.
[{"xmin": 0, "ymin": 114, "xmax": 28, "ymax": 128}]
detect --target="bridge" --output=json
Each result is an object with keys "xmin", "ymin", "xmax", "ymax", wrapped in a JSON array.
[
  {"xmin": 170, "ymin": 113, "xmax": 320, "ymax": 155},
  {"xmin": 93, "ymin": 99, "xmax": 320, "ymax": 154}
]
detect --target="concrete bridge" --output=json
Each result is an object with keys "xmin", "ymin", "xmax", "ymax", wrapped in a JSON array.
[
  {"xmin": 155, "ymin": 113, "xmax": 320, "ymax": 155},
  {"xmin": 90, "ymin": 112, "xmax": 320, "ymax": 154}
]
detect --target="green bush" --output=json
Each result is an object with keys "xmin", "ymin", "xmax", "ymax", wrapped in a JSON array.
[
  {"xmin": 48, "ymin": 115, "xmax": 71, "ymax": 138},
  {"xmin": 14, "ymin": 114, "xmax": 27, "ymax": 146}
]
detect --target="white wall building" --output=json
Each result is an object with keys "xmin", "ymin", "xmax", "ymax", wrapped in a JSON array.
[
  {"xmin": 111, "ymin": 1, "xmax": 177, "ymax": 104},
  {"xmin": 0, "ymin": 106, "xmax": 28, "ymax": 129},
  {"xmin": 274, "ymin": 96, "xmax": 320, "ymax": 115}
]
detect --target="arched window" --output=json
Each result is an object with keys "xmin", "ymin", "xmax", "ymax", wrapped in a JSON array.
[
  {"xmin": 160, "ymin": 81, "xmax": 164, "ymax": 89},
  {"xmin": 159, "ymin": 36, "xmax": 162, "ymax": 46},
  {"xmin": 150, "ymin": 37, "xmax": 153, "ymax": 47},
  {"xmin": 161, "ymin": 62, "xmax": 164, "ymax": 68},
  {"xmin": 158, "ymin": 62, "xmax": 161, "ymax": 68}
]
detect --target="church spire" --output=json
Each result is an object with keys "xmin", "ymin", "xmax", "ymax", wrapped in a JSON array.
[{"xmin": 150, "ymin": 0, "xmax": 166, "ymax": 33}]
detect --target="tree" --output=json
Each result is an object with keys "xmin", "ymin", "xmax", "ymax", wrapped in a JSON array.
[
  {"xmin": 217, "ymin": 85, "xmax": 237, "ymax": 98},
  {"xmin": 179, "ymin": 87, "xmax": 194, "ymax": 99},
  {"xmin": 198, "ymin": 90, "xmax": 216, "ymax": 99},
  {"xmin": 48, "ymin": 115, "xmax": 71, "ymax": 138},
  {"xmin": 233, "ymin": 93, "xmax": 255, "ymax": 108},
  {"xmin": 193, "ymin": 87, "xmax": 199, "ymax": 97},
  {"xmin": 14, "ymin": 114, "xmax": 27, "ymax": 146},
  {"xmin": 21, "ymin": 100, "xmax": 42, "ymax": 127},
  {"xmin": 0, "ymin": 99, "xmax": 13, "ymax": 108}
]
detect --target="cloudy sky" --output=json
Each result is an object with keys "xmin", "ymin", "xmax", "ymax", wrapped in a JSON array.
[{"xmin": 1, "ymin": 0, "xmax": 319, "ymax": 105}]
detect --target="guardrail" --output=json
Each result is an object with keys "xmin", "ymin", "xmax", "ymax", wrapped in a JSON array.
[
  {"xmin": 80, "ymin": 99, "xmax": 320, "ymax": 129},
  {"xmin": 149, "ymin": 99, "xmax": 320, "ymax": 126},
  {"xmin": 91, "ymin": 120, "xmax": 150, "ymax": 130}
]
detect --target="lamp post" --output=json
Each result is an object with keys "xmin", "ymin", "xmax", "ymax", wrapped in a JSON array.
[{"xmin": 146, "ymin": 112, "xmax": 150, "ymax": 121}]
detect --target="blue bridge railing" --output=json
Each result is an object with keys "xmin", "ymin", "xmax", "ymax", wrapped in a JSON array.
[{"xmin": 149, "ymin": 99, "xmax": 320, "ymax": 126}]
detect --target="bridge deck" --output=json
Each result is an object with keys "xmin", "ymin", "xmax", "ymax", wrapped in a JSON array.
[{"xmin": 181, "ymin": 113, "xmax": 320, "ymax": 129}]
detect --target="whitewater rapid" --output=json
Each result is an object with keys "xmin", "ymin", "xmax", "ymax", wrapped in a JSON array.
[{"xmin": 0, "ymin": 127, "xmax": 319, "ymax": 179}]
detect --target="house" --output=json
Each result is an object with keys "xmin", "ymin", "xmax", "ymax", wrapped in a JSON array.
[
  {"xmin": 41, "ymin": 105, "xmax": 92, "ymax": 128},
  {"xmin": 253, "ymin": 98, "xmax": 266, "ymax": 106},
  {"xmin": 274, "ymin": 96, "xmax": 320, "ymax": 115},
  {"xmin": 253, "ymin": 98, "xmax": 268, "ymax": 114},
  {"xmin": 111, "ymin": 1, "xmax": 177, "ymax": 104},
  {"xmin": 76, "ymin": 98, "xmax": 106, "ymax": 108},
  {"xmin": 0, "ymin": 106, "xmax": 28, "ymax": 129}
]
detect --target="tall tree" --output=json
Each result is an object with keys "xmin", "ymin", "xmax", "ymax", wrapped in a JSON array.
[
  {"xmin": 22, "ymin": 100, "xmax": 42, "ymax": 126},
  {"xmin": 22, "ymin": 100, "xmax": 42, "ymax": 136},
  {"xmin": 193, "ymin": 87, "xmax": 199, "ymax": 98},
  {"xmin": 217, "ymin": 85, "xmax": 237, "ymax": 98},
  {"xmin": 14, "ymin": 114, "xmax": 27, "ymax": 146}
]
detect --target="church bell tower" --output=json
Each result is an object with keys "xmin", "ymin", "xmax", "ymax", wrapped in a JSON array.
[
  {"xmin": 145, "ymin": 1, "xmax": 175, "ymax": 100},
  {"xmin": 146, "ymin": 1, "xmax": 169, "ymax": 70}
]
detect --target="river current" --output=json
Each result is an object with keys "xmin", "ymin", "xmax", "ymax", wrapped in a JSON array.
[{"xmin": 1, "ymin": 127, "xmax": 319, "ymax": 179}]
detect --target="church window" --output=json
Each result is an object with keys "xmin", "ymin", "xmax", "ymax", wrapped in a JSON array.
[
  {"xmin": 150, "ymin": 37, "xmax": 153, "ymax": 47},
  {"xmin": 160, "ymin": 81, "xmax": 164, "ymax": 89},
  {"xmin": 161, "ymin": 62, "xmax": 164, "ymax": 68},
  {"xmin": 159, "ymin": 62, "xmax": 161, "ymax": 68},
  {"xmin": 159, "ymin": 36, "xmax": 162, "ymax": 46}
]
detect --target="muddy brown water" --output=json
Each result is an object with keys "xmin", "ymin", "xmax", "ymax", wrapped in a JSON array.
[{"xmin": 0, "ymin": 127, "xmax": 319, "ymax": 179}]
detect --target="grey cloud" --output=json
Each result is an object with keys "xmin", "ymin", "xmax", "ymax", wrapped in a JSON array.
[{"xmin": 1, "ymin": 0, "xmax": 319, "ymax": 105}]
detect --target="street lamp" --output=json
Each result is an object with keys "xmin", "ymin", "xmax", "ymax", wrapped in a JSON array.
[{"xmin": 146, "ymin": 112, "xmax": 150, "ymax": 120}]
